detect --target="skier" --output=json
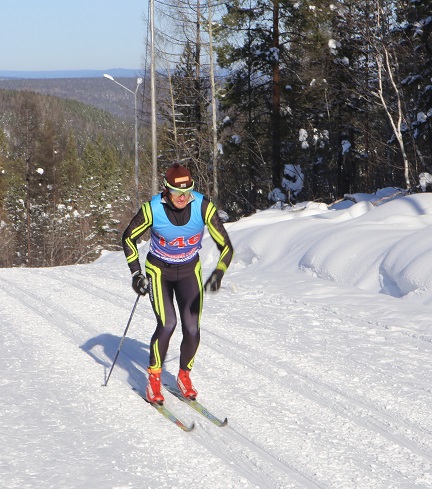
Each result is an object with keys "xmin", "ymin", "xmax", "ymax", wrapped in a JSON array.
[{"xmin": 122, "ymin": 163, "xmax": 234, "ymax": 404}]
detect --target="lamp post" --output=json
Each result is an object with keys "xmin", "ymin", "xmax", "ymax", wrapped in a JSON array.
[{"xmin": 103, "ymin": 73, "xmax": 143, "ymax": 210}]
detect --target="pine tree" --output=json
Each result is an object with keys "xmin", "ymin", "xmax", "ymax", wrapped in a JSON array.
[
  {"xmin": 216, "ymin": 1, "xmax": 288, "ymax": 213},
  {"xmin": 0, "ymin": 89, "xmax": 136, "ymax": 266},
  {"xmin": 395, "ymin": 0, "xmax": 432, "ymax": 176}
]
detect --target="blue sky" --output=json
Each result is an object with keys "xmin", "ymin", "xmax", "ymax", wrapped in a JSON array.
[{"xmin": 0, "ymin": 0, "xmax": 147, "ymax": 71}]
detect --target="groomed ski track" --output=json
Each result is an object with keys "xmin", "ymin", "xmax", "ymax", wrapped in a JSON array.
[{"xmin": 0, "ymin": 262, "xmax": 431, "ymax": 489}]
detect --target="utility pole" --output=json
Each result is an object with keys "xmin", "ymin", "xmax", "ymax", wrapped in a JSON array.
[
  {"xmin": 208, "ymin": 6, "xmax": 218, "ymax": 205},
  {"xmin": 150, "ymin": 0, "xmax": 158, "ymax": 195}
]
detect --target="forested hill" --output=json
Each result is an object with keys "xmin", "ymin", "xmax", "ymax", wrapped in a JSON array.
[
  {"xmin": 0, "ymin": 88, "xmax": 143, "ymax": 268},
  {"xmin": 0, "ymin": 77, "xmax": 144, "ymax": 120},
  {"xmin": 0, "ymin": 88, "xmax": 133, "ymax": 149}
]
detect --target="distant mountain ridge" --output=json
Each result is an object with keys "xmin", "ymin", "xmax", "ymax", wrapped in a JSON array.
[
  {"xmin": 0, "ymin": 73, "xmax": 147, "ymax": 120},
  {"xmin": 0, "ymin": 68, "xmax": 141, "ymax": 80}
]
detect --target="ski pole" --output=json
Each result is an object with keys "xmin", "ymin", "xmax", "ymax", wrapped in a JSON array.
[{"xmin": 103, "ymin": 294, "xmax": 140, "ymax": 387}]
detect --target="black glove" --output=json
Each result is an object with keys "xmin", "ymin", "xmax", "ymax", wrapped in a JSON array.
[
  {"xmin": 204, "ymin": 269, "xmax": 224, "ymax": 293},
  {"xmin": 132, "ymin": 271, "xmax": 149, "ymax": 296}
]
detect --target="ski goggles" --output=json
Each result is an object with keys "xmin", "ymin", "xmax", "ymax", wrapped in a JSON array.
[{"xmin": 164, "ymin": 179, "xmax": 194, "ymax": 197}]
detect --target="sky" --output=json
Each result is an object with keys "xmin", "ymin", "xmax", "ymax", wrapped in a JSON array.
[
  {"xmin": 0, "ymin": 0, "xmax": 148, "ymax": 71},
  {"xmin": 1, "ymin": 188, "xmax": 432, "ymax": 488}
]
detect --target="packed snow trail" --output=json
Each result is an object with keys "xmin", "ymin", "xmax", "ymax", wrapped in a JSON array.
[{"xmin": 1, "ymin": 258, "xmax": 432, "ymax": 489}]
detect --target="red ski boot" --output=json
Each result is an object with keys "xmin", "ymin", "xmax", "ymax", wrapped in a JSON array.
[
  {"xmin": 177, "ymin": 368, "xmax": 198, "ymax": 400},
  {"xmin": 146, "ymin": 368, "xmax": 164, "ymax": 405}
]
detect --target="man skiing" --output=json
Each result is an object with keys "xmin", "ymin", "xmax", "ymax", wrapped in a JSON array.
[{"xmin": 122, "ymin": 163, "xmax": 234, "ymax": 404}]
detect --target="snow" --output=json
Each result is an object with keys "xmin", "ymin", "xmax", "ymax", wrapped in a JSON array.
[
  {"xmin": 282, "ymin": 164, "xmax": 304, "ymax": 197},
  {"xmin": 1, "ymin": 190, "xmax": 432, "ymax": 488}
]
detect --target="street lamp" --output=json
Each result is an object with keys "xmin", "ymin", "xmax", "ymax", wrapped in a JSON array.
[{"xmin": 103, "ymin": 73, "xmax": 143, "ymax": 210}]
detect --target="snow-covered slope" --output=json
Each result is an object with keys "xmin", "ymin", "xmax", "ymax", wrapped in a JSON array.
[{"xmin": 1, "ymin": 191, "xmax": 432, "ymax": 488}]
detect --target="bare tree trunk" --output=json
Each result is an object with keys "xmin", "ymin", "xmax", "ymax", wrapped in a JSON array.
[
  {"xmin": 194, "ymin": 1, "xmax": 202, "ymax": 164},
  {"xmin": 207, "ymin": 5, "xmax": 218, "ymax": 205},
  {"xmin": 271, "ymin": 0, "xmax": 281, "ymax": 189},
  {"xmin": 166, "ymin": 59, "xmax": 180, "ymax": 161},
  {"xmin": 373, "ymin": 1, "xmax": 411, "ymax": 190},
  {"xmin": 374, "ymin": 49, "xmax": 411, "ymax": 190},
  {"xmin": 26, "ymin": 156, "xmax": 31, "ymax": 266}
]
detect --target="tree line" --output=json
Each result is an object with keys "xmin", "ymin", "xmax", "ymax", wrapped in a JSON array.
[
  {"xmin": 151, "ymin": 0, "xmax": 431, "ymax": 216},
  {"xmin": 0, "ymin": 89, "xmax": 143, "ymax": 267},
  {"xmin": 1, "ymin": 0, "xmax": 431, "ymax": 267}
]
